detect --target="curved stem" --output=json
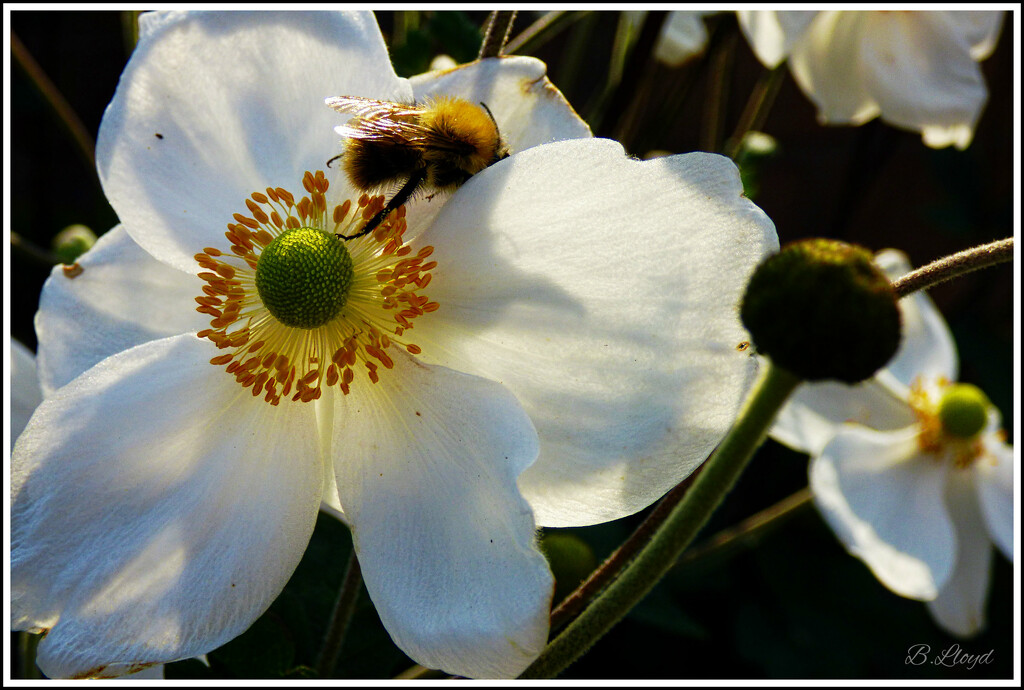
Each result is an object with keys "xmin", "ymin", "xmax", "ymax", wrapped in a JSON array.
[
  {"xmin": 315, "ymin": 549, "xmax": 363, "ymax": 678},
  {"xmin": 520, "ymin": 363, "xmax": 801, "ymax": 678},
  {"xmin": 11, "ymin": 31, "xmax": 97, "ymax": 178},
  {"xmin": 891, "ymin": 238, "xmax": 1014, "ymax": 298}
]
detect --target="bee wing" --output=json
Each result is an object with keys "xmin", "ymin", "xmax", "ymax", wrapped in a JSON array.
[
  {"xmin": 325, "ymin": 95, "xmax": 421, "ymax": 120},
  {"xmin": 326, "ymin": 95, "xmax": 435, "ymax": 145}
]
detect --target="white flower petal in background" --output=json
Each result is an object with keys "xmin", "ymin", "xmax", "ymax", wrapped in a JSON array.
[
  {"xmin": 411, "ymin": 139, "xmax": 778, "ymax": 526},
  {"xmin": 35, "ymin": 225, "xmax": 204, "ymax": 395},
  {"xmin": 737, "ymin": 10, "xmax": 1005, "ymax": 149},
  {"xmin": 925, "ymin": 469, "xmax": 994, "ymax": 637},
  {"xmin": 12, "ymin": 335, "xmax": 324, "ymax": 678},
  {"xmin": 769, "ymin": 373, "xmax": 915, "ymax": 456},
  {"xmin": 11, "ymin": 339, "xmax": 43, "ymax": 447},
  {"xmin": 654, "ymin": 12, "xmax": 715, "ymax": 67},
  {"xmin": 812, "ymin": 426, "xmax": 955, "ymax": 599},
  {"xmin": 331, "ymin": 351, "xmax": 549, "ymax": 678},
  {"xmin": 735, "ymin": 10, "xmax": 818, "ymax": 69},
  {"xmin": 974, "ymin": 430, "xmax": 1015, "ymax": 561}
]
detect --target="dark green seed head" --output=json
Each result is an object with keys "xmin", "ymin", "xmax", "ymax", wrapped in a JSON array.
[
  {"xmin": 740, "ymin": 239, "xmax": 902, "ymax": 383},
  {"xmin": 255, "ymin": 227, "xmax": 353, "ymax": 329}
]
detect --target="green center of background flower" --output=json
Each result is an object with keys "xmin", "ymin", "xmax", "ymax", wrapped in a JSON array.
[
  {"xmin": 255, "ymin": 226, "xmax": 353, "ymax": 329},
  {"xmin": 938, "ymin": 383, "xmax": 990, "ymax": 439}
]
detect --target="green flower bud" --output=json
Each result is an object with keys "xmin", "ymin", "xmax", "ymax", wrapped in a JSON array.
[
  {"xmin": 740, "ymin": 239, "xmax": 901, "ymax": 383},
  {"xmin": 52, "ymin": 224, "xmax": 97, "ymax": 264},
  {"xmin": 938, "ymin": 383, "xmax": 990, "ymax": 439}
]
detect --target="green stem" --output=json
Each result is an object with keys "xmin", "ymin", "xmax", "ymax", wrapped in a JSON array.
[
  {"xmin": 519, "ymin": 363, "xmax": 801, "ymax": 679},
  {"xmin": 890, "ymin": 238, "xmax": 1014, "ymax": 298},
  {"xmin": 315, "ymin": 549, "xmax": 363, "ymax": 678}
]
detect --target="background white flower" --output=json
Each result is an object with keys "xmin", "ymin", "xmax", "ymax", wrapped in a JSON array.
[
  {"xmin": 12, "ymin": 9, "xmax": 778, "ymax": 680},
  {"xmin": 771, "ymin": 249, "xmax": 1013, "ymax": 637},
  {"xmin": 10, "ymin": 339, "xmax": 43, "ymax": 449},
  {"xmin": 737, "ymin": 11, "xmax": 1005, "ymax": 149}
]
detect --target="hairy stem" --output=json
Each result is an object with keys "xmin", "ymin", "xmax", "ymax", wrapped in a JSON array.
[
  {"xmin": 891, "ymin": 238, "xmax": 1014, "ymax": 298},
  {"xmin": 520, "ymin": 363, "xmax": 801, "ymax": 678}
]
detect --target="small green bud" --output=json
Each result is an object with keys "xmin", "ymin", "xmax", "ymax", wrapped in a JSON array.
[
  {"xmin": 938, "ymin": 383, "xmax": 990, "ymax": 439},
  {"xmin": 740, "ymin": 239, "xmax": 901, "ymax": 383},
  {"xmin": 539, "ymin": 531, "xmax": 597, "ymax": 603},
  {"xmin": 52, "ymin": 224, "xmax": 97, "ymax": 264}
]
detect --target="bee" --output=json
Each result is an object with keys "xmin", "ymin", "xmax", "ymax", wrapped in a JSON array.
[{"xmin": 325, "ymin": 94, "xmax": 509, "ymax": 240}]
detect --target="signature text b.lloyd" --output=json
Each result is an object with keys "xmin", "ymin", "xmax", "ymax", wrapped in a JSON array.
[{"xmin": 906, "ymin": 644, "xmax": 994, "ymax": 670}]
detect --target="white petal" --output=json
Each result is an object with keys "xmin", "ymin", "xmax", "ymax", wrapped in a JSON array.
[
  {"xmin": 654, "ymin": 12, "xmax": 712, "ymax": 67},
  {"xmin": 860, "ymin": 12, "xmax": 989, "ymax": 150},
  {"xmin": 736, "ymin": 10, "xmax": 820, "ymax": 68},
  {"xmin": 771, "ymin": 375, "xmax": 915, "ymax": 456},
  {"xmin": 34, "ymin": 225, "xmax": 204, "ymax": 396},
  {"xmin": 786, "ymin": 11, "xmax": 881, "ymax": 125},
  {"xmin": 955, "ymin": 10, "xmax": 1006, "ymax": 60},
  {"xmin": 410, "ymin": 138, "xmax": 778, "ymax": 526},
  {"xmin": 810, "ymin": 425, "xmax": 955, "ymax": 600},
  {"xmin": 11, "ymin": 334, "xmax": 324, "ymax": 678},
  {"xmin": 11, "ymin": 339, "xmax": 43, "ymax": 449},
  {"xmin": 409, "ymin": 56, "xmax": 592, "ymax": 153},
  {"xmin": 98, "ymin": 10, "xmax": 408, "ymax": 273},
  {"xmin": 874, "ymin": 249, "xmax": 959, "ymax": 385},
  {"xmin": 330, "ymin": 351, "xmax": 550, "ymax": 678},
  {"xmin": 973, "ymin": 433, "xmax": 1014, "ymax": 561},
  {"xmin": 925, "ymin": 469, "xmax": 994, "ymax": 637}
]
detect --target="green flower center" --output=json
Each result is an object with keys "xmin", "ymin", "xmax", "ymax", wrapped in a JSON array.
[
  {"xmin": 255, "ymin": 226, "xmax": 353, "ymax": 329},
  {"xmin": 938, "ymin": 383, "xmax": 990, "ymax": 439}
]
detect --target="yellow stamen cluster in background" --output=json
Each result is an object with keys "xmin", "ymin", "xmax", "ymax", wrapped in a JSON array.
[
  {"xmin": 908, "ymin": 377, "xmax": 997, "ymax": 469},
  {"xmin": 194, "ymin": 170, "xmax": 439, "ymax": 405}
]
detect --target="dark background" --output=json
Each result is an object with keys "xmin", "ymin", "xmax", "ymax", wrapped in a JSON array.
[{"xmin": 9, "ymin": 10, "xmax": 1015, "ymax": 680}]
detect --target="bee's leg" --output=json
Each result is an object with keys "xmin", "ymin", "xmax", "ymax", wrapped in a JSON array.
[
  {"xmin": 338, "ymin": 168, "xmax": 428, "ymax": 241},
  {"xmin": 326, "ymin": 152, "xmax": 344, "ymax": 168}
]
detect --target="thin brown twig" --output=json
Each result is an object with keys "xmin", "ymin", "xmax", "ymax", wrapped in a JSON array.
[
  {"xmin": 549, "ymin": 466, "xmax": 702, "ymax": 630},
  {"xmin": 11, "ymin": 30, "xmax": 97, "ymax": 176},
  {"xmin": 504, "ymin": 11, "xmax": 584, "ymax": 56},
  {"xmin": 891, "ymin": 238, "xmax": 1014, "ymax": 298},
  {"xmin": 315, "ymin": 549, "xmax": 363, "ymax": 678}
]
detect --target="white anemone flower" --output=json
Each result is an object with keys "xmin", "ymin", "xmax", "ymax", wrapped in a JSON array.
[
  {"xmin": 771, "ymin": 249, "xmax": 1013, "ymax": 637},
  {"xmin": 736, "ymin": 10, "xmax": 1005, "ymax": 149},
  {"xmin": 11, "ymin": 10, "xmax": 778, "ymax": 679}
]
